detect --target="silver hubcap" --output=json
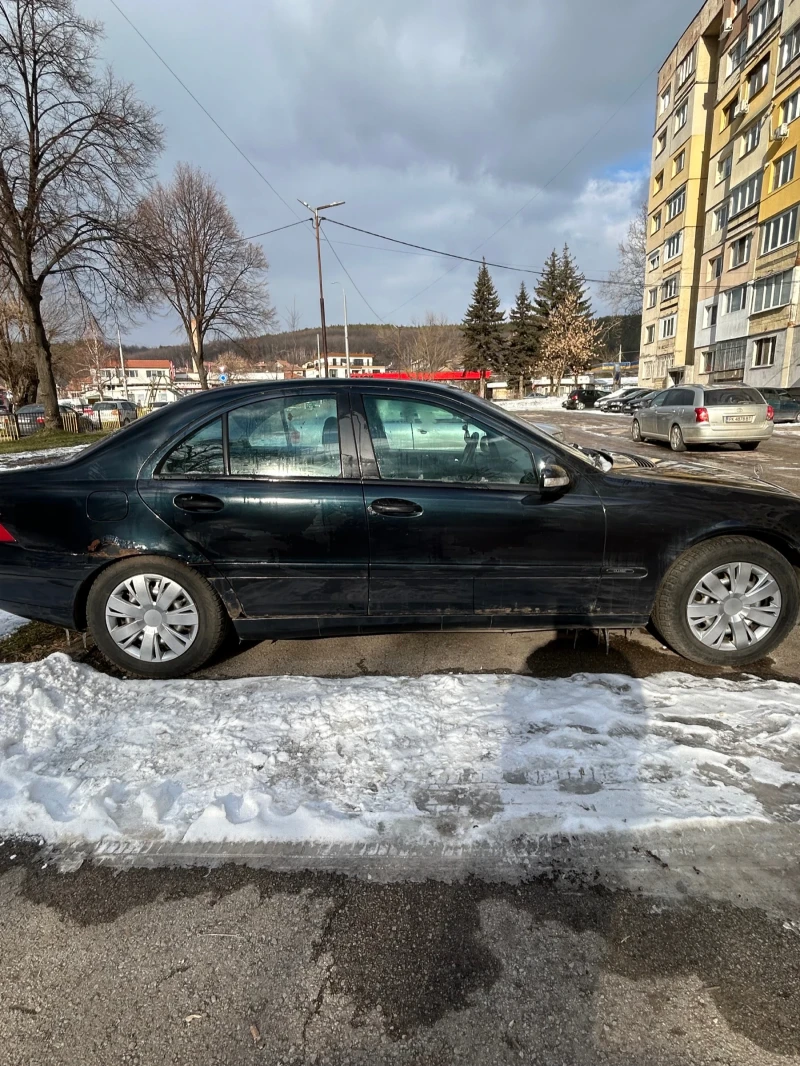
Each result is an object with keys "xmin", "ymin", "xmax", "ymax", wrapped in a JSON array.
[
  {"xmin": 671, "ymin": 428, "xmax": 681, "ymax": 448},
  {"xmin": 686, "ymin": 562, "xmax": 782, "ymax": 652},
  {"xmin": 632, "ymin": 421, "xmax": 640, "ymax": 440},
  {"xmin": 105, "ymin": 573, "xmax": 199, "ymax": 662}
]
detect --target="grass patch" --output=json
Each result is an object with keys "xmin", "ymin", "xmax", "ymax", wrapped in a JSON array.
[
  {"xmin": 0, "ymin": 429, "xmax": 111, "ymax": 455},
  {"xmin": 0, "ymin": 620, "xmax": 123, "ymax": 675}
]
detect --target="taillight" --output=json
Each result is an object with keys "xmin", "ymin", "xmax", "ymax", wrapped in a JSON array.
[
  {"xmin": 767, "ymin": 405, "xmax": 774, "ymax": 422},
  {"xmin": 695, "ymin": 407, "xmax": 709, "ymax": 423},
  {"xmin": 0, "ymin": 523, "xmax": 15, "ymax": 543},
  {"xmin": 36, "ymin": 416, "xmax": 44, "ymax": 424}
]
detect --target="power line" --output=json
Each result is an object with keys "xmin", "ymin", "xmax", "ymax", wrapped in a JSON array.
[
  {"xmin": 107, "ymin": 0, "xmax": 301, "ymax": 221},
  {"xmin": 242, "ymin": 219, "xmax": 311, "ymax": 242},
  {"xmin": 322, "ymin": 217, "xmax": 627, "ymax": 286},
  {"xmin": 319, "ymin": 224, "xmax": 386, "ymax": 322}
]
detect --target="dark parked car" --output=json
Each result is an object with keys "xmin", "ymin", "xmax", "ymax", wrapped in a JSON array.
[
  {"xmin": 0, "ymin": 380, "xmax": 797, "ymax": 677},
  {"xmin": 602, "ymin": 388, "xmax": 653, "ymax": 413},
  {"xmin": 562, "ymin": 387, "xmax": 608, "ymax": 410},
  {"xmin": 756, "ymin": 387, "xmax": 800, "ymax": 423},
  {"xmin": 15, "ymin": 403, "xmax": 94, "ymax": 436}
]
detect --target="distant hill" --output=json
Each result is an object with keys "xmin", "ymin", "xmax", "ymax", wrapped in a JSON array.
[{"xmin": 126, "ymin": 314, "xmax": 642, "ymax": 370}]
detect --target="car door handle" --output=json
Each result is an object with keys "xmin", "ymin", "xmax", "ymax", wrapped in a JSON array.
[
  {"xmin": 174, "ymin": 493, "xmax": 225, "ymax": 513},
  {"xmin": 369, "ymin": 497, "xmax": 423, "ymax": 517}
]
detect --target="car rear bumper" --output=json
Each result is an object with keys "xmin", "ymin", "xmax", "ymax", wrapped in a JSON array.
[
  {"xmin": 682, "ymin": 422, "xmax": 774, "ymax": 443},
  {"xmin": 0, "ymin": 547, "xmax": 103, "ymax": 629}
]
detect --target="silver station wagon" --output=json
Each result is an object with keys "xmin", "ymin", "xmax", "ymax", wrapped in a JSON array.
[{"xmin": 631, "ymin": 385, "xmax": 774, "ymax": 452}]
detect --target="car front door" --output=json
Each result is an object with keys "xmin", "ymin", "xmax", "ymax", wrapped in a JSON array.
[
  {"xmin": 138, "ymin": 389, "xmax": 369, "ymax": 620},
  {"xmin": 352, "ymin": 390, "xmax": 606, "ymax": 621}
]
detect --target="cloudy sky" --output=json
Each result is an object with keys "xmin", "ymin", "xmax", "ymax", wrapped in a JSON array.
[{"xmin": 81, "ymin": 0, "xmax": 701, "ymax": 347}]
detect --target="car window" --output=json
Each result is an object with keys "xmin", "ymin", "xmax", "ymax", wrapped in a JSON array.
[
  {"xmin": 160, "ymin": 418, "xmax": 225, "ymax": 476},
  {"xmin": 228, "ymin": 395, "xmax": 341, "ymax": 478},
  {"xmin": 363, "ymin": 395, "xmax": 537, "ymax": 485},
  {"xmin": 672, "ymin": 389, "xmax": 695, "ymax": 406},
  {"xmin": 703, "ymin": 388, "xmax": 763, "ymax": 406},
  {"xmin": 649, "ymin": 391, "xmax": 670, "ymax": 407}
]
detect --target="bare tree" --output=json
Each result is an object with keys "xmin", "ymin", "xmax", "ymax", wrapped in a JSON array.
[
  {"xmin": 538, "ymin": 293, "xmax": 602, "ymax": 393},
  {"xmin": 407, "ymin": 312, "xmax": 463, "ymax": 375},
  {"xmin": 0, "ymin": 0, "xmax": 163, "ymax": 427},
  {"xmin": 136, "ymin": 163, "xmax": 276, "ymax": 389},
  {"xmin": 600, "ymin": 202, "xmax": 648, "ymax": 315}
]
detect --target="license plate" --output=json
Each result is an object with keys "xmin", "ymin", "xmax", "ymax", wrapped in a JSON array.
[{"xmin": 724, "ymin": 415, "xmax": 752, "ymax": 423}]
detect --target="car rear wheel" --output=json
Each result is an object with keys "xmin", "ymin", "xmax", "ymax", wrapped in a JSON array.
[
  {"xmin": 652, "ymin": 536, "xmax": 799, "ymax": 666},
  {"xmin": 87, "ymin": 556, "xmax": 229, "ymax": 678},
  {"xmin": 576, "ymin": 401, "xmax": 586, "ymax": 410},
  {"xmin": 670, "ymin": 424, "xmax": 687, "ymax": 452},
  {"xmin": 631, "ymin": 419, "xmax": 643, "ymax": 442},
  {"xmin": 740, "ymin": 441, "xmax": 760, "ymax": 451}
]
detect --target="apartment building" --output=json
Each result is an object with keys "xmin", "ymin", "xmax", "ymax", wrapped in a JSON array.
[
  {"xmin": 302, "ymin": 353, "xmax": 387, "ymax": 378},
  {"xmin": 641, "ymin": 0, "xmax": 800, "ymax": 391}
]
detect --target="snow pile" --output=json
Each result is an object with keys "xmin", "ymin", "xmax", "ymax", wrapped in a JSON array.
[
  {"xmin": 0, "ymin": 655, "xmax": 798, "ymax": 849},
  {"xmin": 494, "ymin": 396, "xmax": 565, "ymax": 412},
  {"xmin": 0, "ymin": 610, "xmax": 27, "ymax": 639},
  {"xmin": 0, "ymin": 444, "xmax": 90, "ymax": 471}
]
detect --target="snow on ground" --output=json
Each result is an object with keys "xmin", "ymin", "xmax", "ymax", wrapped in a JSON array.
[
  {"xmin": 0, "ymin": 655, "xmax": 798, "ymax": 850},
  {"xmin": 494, "ymin": 396, "xmax": 566, "ymax": 412},
  {"xmin": 0, "ymin": 610, "xmax": 28, "ymax": 638},
  {"xmin": 0, "ymin": 444, "xmax": 90, "ymax": 470}
]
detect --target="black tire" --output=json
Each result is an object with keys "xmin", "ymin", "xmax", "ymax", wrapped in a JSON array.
[
  {"xmin": 87, "ymin": 555, "xmax": 230, "ymax": 679},
  {"xmin": 652, "ymin": 536, "xmax": 799, "ymax": 666},
  {"xmin": 670, "ymin": 424, "xmax": 687, "ymax": 452},
  {"xmin": 576, "ymin": 401, "xmax": 586, "ymax": 410},
  {"xmin": 740, "ymin": 441, "xmax": 760, "ymax": 451},
  {"xmin": 631, "ymin": 419, "xmax": 642, "ymax": 443}
]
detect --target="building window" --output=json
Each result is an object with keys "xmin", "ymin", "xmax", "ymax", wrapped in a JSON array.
[
  {"xmin": 748, "ymin": 56, "xmax": 770, "ymax": 99},
  {"xmin": 704, "ymin": 339, "xmax": 747, "ymax": 376},
  {"xmin": 761, "ymin": 206, "xmax": 798, "ymax": 253},
  {"xmin": 664, "ymin": 232, "xmax": 683, "ymax": 260},
  {"xmin": 660, "ymin": 314, "xmax": 677, "ymax": 339},
  {"xmin": 717, "ymin": 154, "xmax": 733, "ymax": 183},
  {"xmin": 731, "ymin": 233, "xmax": 752, "ymax": 267},
  {"xmin": 753, "ymin": 269, "xmax": 793, "ymax": 311},
  {"xmin": 734, "ymin": 0, "xmax": 747, "ymax": 11},
  {"xmin": 728, "ymin": 34, "xmax": 747, "ymax": 75},
  {"xmin": 656, "ymin": 130, "xmax": 667, "ymax": 155},
  {"xmin": 647, "ymin": 287, "xmax": 658, "ymax": 308},
  {"xmin": 773, "ymin": 148, "xmax": 796, "ymax": 190},
  {"xmin": 645, "ymin": 324, "xmax": 656, "ymax": 344},
  {"xmin": 673, "ymin": 149, "xmax": 686, "ymax": 175},
  {"xmin": 784, "ymin": 89, "xmax": 800, "ymax": 124},
  {"xmin": 742, "ymin": 121, "xmax": 761, "ymax": 156},
  {"xmin": 722, "ymin": 98, "xmax": 739, "ymax": 130},
  {"xmin": 704, "ymin": 303, "xmax": 719, "ymax": 327},
  {"xmin": 654, "ymin": 170, "xmax": 664, "ymax": 193},
  {"xmin": 724, "ymin": 284, "xmax": 747, "ymax": 313},
  {"xmin": 781, "ymin": 23, "xmax": 800, "ymax": 68},
  {"xmin": 649, "ymin": 250, "xmax": 661, "ymax": 270},
  {"xmin": 729, "ymin": 172, "xmax": 762, "ymax": 217},
  {"xmin": 748, "ymin": 0, "xmax": 783, "ymax": 47},
  {"xmin": 709, "ymin": 256, "xmax": 723, "ymax": 279},
  {"xmin": 666, "ymin": 186, "xmax": 686, "ymax": 221},
  {"xmin": 753, "ymin": 336, "xmax": 777, "ymax": 366},
  {"xmin": 659, "ymin": 87, "xmax": 671, "ymax": 114},
  {"xmin": 662, "ymin": 274, "xmax": 679, "ymax": 299},
  {"xmin": 713, "ymin": 204, "xmax": 729, "ymax": 232},
  {"xmin": 674, "ymin": 102, "xmax": 688, "ymax": 133},
  {"xmin": 651, "ymin": 211, "xmax": 662, "ymax": 234},
  {"xmin": 677, "ymin": 47, "xmax": 696, "ymax": 87}
]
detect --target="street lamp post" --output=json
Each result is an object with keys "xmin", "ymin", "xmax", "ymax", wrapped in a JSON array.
[
  {"xmin": 299, "ymin": 199, "xmax": 345, "ymax": 378},
  {"xmin": 332, "ymin": 282, "xmax": 350, "ymax": 377}
]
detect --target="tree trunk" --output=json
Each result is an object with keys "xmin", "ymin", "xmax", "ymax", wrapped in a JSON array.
[
  {"xmin": 190, "ymin": 320, "xmax": 209, "ymax": 389},
  {"xmin": 14, "ymin": 364, "xmax": 38, "ymax": 407},
  {"xmin": 479, "ymin": 369, "xmax": 486, "ymax": 398},
  {"xmin": 25, "ymin": 288, "xmax": 61, "ymax": 429},
  {"xmin": 518, "ymin": 373, "xmax": 524, "ymax": 398}
]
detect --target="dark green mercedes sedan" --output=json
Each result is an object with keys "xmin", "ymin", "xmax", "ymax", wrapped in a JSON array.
[{"xmin": 0, "ymin": 379, "xmax": 797, "ymax": 677}]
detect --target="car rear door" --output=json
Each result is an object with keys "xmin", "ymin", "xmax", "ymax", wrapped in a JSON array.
[
  {"xmin": 138, "ymin": 388, "xmax": 369, "ymax": 620},
  {"xmin": 352, "ymin": 389, "xmax": 606, "ymax": 621},
  {"xmin": 639, "ymin": 390, "xmax": 668, "ymax": 435}
]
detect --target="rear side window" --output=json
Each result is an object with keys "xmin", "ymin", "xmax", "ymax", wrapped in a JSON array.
[
  {"xmin": 228, "ymin": 396, "xmax": 341, "ymax": 478},
  {"xmin": 703, "ymin": 388, "xmax": 763, "ymax": 405},
  {"xmin": 673, "ymin": 389, "xmax": 696, "ymax": 406},
  {"xmin": 159, "ymin": 418, "xmax": 225, "ymax": 476}
]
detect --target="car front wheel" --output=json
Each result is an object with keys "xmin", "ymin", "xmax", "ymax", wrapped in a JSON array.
[
  {"xmin": 652, "ymin": 536, "xmax": 799, "ymax": 666},
  {"xmin": 87, "ymin": 556, "xmax": 230, "ymax": 678}
]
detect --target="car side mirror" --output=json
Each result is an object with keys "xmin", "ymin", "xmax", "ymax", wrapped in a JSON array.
[{"xmin": 539, "ymin": 463, "xmax": 571, "ymax": 493}]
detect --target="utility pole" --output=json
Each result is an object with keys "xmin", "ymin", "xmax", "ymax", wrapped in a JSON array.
[
  {"xmin": 117, "ymin": 323, "xmax": 129, "ymax": 401},
  {"xmin": 299, "ymin": 199, "xmax": 345, "ymax": 379},
  {"xmin": 333, "ymin": 282, "xmax": 350, "ymax": 377}
]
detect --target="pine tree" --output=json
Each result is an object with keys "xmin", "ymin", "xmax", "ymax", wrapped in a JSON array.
[
  {"xmin": 559, "ymin": 244, "xmax": 591, "ymax": 316},
  {"xmin": 532, "ymin": 250, "xmax": 563, "ymax": 332},
  {"xmin": 506, "ymin": 281, "xmax": 537, "ymax": 397},
  {"xmin": 461, "ymin": 260, "xmax": 506, "ymax": 390}
]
